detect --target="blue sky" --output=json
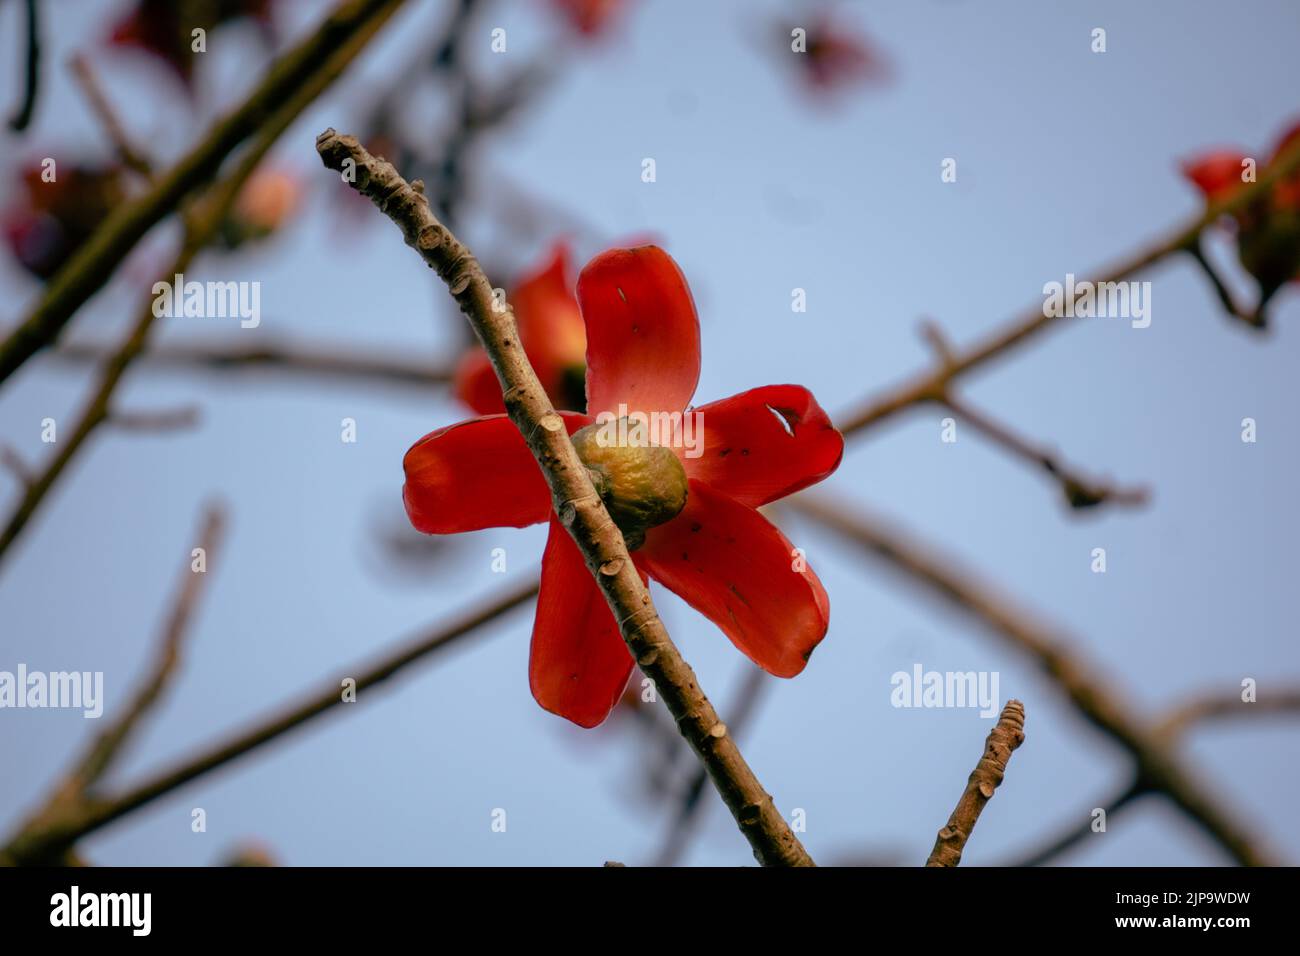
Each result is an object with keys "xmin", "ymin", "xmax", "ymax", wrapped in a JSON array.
[{"xmin": 1, "ymin": 0, "xmax": 1297, "ymax": 866}]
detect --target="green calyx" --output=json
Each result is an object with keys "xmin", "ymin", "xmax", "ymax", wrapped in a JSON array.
[{"xmin": 571, "ymin": 419, "xmax": 688, "ymax": 550}]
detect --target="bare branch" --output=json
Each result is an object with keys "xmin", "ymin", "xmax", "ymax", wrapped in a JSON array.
[
  {"xmin": 68, "ymin": 505, "xmax": 226, "ymax": 791},
  {"xmin": 0, "ymin": 0, "xmax": 406, "ymax": 387},
  {"xmin": 316, "ymin": 129, "xmax": 814, "ymax": 867},
  {"xmin": 53, "ymin": 338, "xmax": 453, "ymax": 390},
  {"xmin": 788, "ymin": 491, "xmax": 1275, "ymax": 865},
  {"xmin": 926, "ymin": 700, "xmax": 1026, "ymax": 867},
  {"xmin": 0, "ymin": 4, "xmax": 396, "ymax": 570},
  {"xmin": 107, "ymin": 405, "xmax": 202, "ymax": 433},
  {"xmin": 1002, "ymin": 685, "xmax": 1300, "ymax": 865},
  {"xmin": 941, "ymin": 392, "xmax": 1149, "ymax": 511},
  {"xmin": 998, "ymin": 780, "xmax": 1146, "ymax": 868},
  {"xmin": 1155, "ymin": 685, "xmax": 1300, "ymax": 741},
  {"xmin": 0, "ymin": 577, "xmax": 540, "ymax": 865},
  {"xmin": 835, "ymin": 132, "xmax": 1300, "ymax": 438}
]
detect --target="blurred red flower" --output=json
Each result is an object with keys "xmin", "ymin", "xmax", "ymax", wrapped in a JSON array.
[
  {"xmin": 786, "ymin": 14, "xmax": 889, "ymax": 96},
  {"xmin": 453, "ymin": 242, "xmax": 587, "ymax": 414},
  {"xmin": 2, "ymin": 159, "xmax": 126, "ymax": 280},
  {"xmin": 109, "ymin": 0, "xmax": 277, "ymax": 89},
  {"xmin": 404, "ymin": 246, "xmax": 843, "ymax": 727},
  {"xmin": 550, "ymin": 0, "xmax": 625, "ymax": 38},
  {"xmin": 1182, "ymin": 119, "xmax": 1300, "ymax": 314}
]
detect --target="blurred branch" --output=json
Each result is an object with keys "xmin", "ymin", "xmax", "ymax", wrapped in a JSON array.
[
  {"xmin": 999, "ymin": 780, "xmax": 1146, "ymax": 868},
  {"xmin": 316, "ymin": 129, "xmax": 815, "ymax": 867},
  {"xmin": 940, "ymin": 391, "xmax": 1149, "ymax": 511},
  {"xmin": 0, "ymin": 445, "xmax": 34, "ymax": 489},
  {"xmin": 2, "ymin": 503, "xmax": 224, "ymax": 865},
  {"xmin": 926, "ymin": 699, "xmax": 1025, "ymax": 867},
  {"xmin": 788, "ymin": 491, "xmax": 1275, "ymax": 865},
  {"xmin": 53, "ymin": 338, "xmax": 453, "ymax": 390},
  {"xmin": 1155, "ymin": 685, "xmax": 1300, "ymax": 739},
  {"xmin": 6, "ymin": 0, "xmax": 39, "ymax": 131},
  {"xmin": 0, "ymin": 577, "xmax": 540, "ymax": 865},
  {"xmin": 65, "ymin": 505, "xmax": 225, "ymax": 791},
  {"xmin": 1001, "ymin": 685, "xmax": 1300, "ymax": 865},
  {"xmin": 108, "ymin": 404, "xmax": 202, "ymax": 433},
  {"xmin": 1185, "ymin": 240, "xmax": 1264, "ymax": 329},
  {"xmin": 0, "ymin": 0, "xmax": 406, "ymax": 387},
  {"xmin": 69, "ymin": 52, "xmax": 152, "ymax": 176},
  {"xmin": 651, "ymin": 663, "xmax": 770, "ymax": 867},
  {"xmin": 0, "ymin": 1, "xmax": 398, "ymax": 570},
  {"xmin": 834, "ymin": 132, "xmax": 1300, "ymax": 438}
]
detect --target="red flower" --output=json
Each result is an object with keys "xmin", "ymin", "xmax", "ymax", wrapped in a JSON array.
[
  {"xmin": 550, "ymin": 0, "xmax": 625, "ymax": 38},
  {"xmin": 404, "ymin": 246, "xmax": 843, "ymax": 727},
  {"xmin": 2, "ymin": 159, "xmax": 126, "ymax": 280},
  {"xmin": 109, "ymin": 0, "xmax": 276, "ymax": 89},
  {"xmin": 1182, "ymin": 120, "xmax": 1300, "ymax": 217},
  {"xmin": 1182, "ymin": 119, "xmax": 1300, "ymax": 313},
  {"xmin": 786, "ymin": 14, "xmax": 889, "ymax": 97},
  {"xmin": 453, "ymin": 242, "xmax": 587, "ymax": 414},
  {"xmin": 1180, "ymin": 150, "xmax": 1250, "ymax": 204}
]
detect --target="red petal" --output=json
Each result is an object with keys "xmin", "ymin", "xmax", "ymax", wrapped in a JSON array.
[
  {"xmin": 512, "ymin": 242, "xmax": 587, "ymax": 410},
  {"xmin": 683, "ymin": 384, "xmax": 844, "ymax": 508},
  {"xmin": 452, "ymin": 348, "xmax": 506, "ymax": 415},
  {"xmin": 1180, "ymin": 150, "xmax": 1249, "ymax": 202},
  {"xmin": 636, "ymin": 480, "xmax": 829, "ymax": 678},
  {"xmin": 578, "ymin": 245, "xmax": 701, "ymax": 418},
  {"xmin": 530, "ymin": 515, "xmax": 638, "ymax": 727},
  {"xmin": 402, "ymin": 413, "xmax": 589, "ymax": 533}
]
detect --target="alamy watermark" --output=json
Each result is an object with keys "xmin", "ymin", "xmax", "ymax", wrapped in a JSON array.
[
  {"xmin": 1042, "ymin": 273, "xmax": 1151, "ymax": 328},
  {"xmin": 152, "ymin": 272, "xmax": 261, "ymax": 328},
  {"xmin": 0, "ymin": 664, "xmax": 103, "ymax": 718},
  {"xmin": 593, "ymin": 403, "xmax": 705, "ymax": 458},
  {"xmin": 890, "ymin": 663, "xmax": 1000, "ymax": 718}
]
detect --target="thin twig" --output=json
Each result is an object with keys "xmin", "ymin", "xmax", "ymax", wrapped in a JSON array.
[
  {"xmin": 941, "ymin": 392, "xmax": 1149, "ymax": 510},
  {"xmin": 69, "ymin": 52, "xmax": 152, "ymax": 176},
  {"xmin": 52, "ymin": 339, "xmax": 453, "ymax": 390},
  {"xmin": 999, "ymin": 780, "xmax": 1146, "ymax": 868},
  {"xmin": 1002, "ymin": 685, "xmax": 1300, "ymax": 865},
  {"xmin": 0, "ymin": 0, "xmax": 406, "ymax": 387},
  {"xmin": 926, "ymin": 699, "xmax": 1025, "ymax": 867},
  {"xmin": 7, "ymin": 0, "xmax": 40, "ymax": 131},
  {"xmin": 788, "ymin": 492, "xmax": 1274, "ymax": 865},
  {"xmin": 2, "ymin": 504, "xmax": 224, "ymax": 864},
  {"xmin": 0, "ymin": 577, "xmax": 540, "ymax": 865},
  {"xmin": 1184, "ymin": 240, "xmax": 1264, "ymax": 329},
  {"xmin": 316, "ymin": 129, "xmax": 815, "ymax": 867},
  {"xmin": 0, "ymin": 3, "xmax": 395, "ymax": 570},
  {"xmin": 68, "ymin": 505, "xmax": 225, "ymax": 791}
]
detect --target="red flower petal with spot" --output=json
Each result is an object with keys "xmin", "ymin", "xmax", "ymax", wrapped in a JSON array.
[
  {"xmin": 579, "ymin": 246, "xmax": 701, "ymax": 418},
  {"xmin": 683, "ymin": 384, "xmax": 844, "ymax": 508},
  {"xmin": 531, "ymin": 515, "xmax": 643, "ymax": 727},
  {"xmin": 635, "ymin": 480, "xmax": 830, "ymax": 678},
  {"xmin": 403, "ymin": 413, "xmax": 589, "ymax": 533}
]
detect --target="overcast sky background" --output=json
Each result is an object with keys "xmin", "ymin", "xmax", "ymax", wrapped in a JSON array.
[{"xmin": 1, "ymin": 0, "xmax": 1297, "ymax": 866}]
